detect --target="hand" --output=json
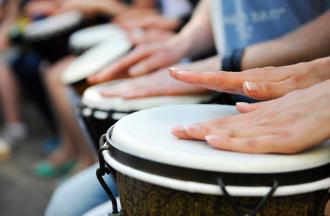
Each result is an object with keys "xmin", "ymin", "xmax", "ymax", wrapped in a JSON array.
[
  {"xmin": 172, "ymin": 80, "xmax": 330, "ymax": 154},
  {"xmin": 100, "ymin": 68, "xmax": 207, "ymax": 99},
  {"xmin": 88, "ymin": 36, "xmax": 189, "ymax": 84},
  {"xmin": 170, "ymin": 57, "xmax": 330, "ymax": 100},
  {"xmin": 56, "ymin": 0, "xmax": 126, "ymax": 17},
  {"xmin": 128, "ymin": 29, "xmax": 175, "ymax": 45},
  {"xmin": 25, "ymin": 0, "xmax": 60, "ymax": 17},
  {"xmin": 99, "ymin": 56, "xmax": 219, "ymax": 98},
  {"xmin": 117, "ymin": 13, "xmax": 181, "ymax": 32},
  {"xmin": 113, "ymin": 8, "xmax": 158, "ymax": 24}
]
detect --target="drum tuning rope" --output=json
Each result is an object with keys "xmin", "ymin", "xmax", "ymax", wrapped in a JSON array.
[
  {"xmin": 217, "ymin": 178, "xmax": 278, "ymax": 216},
  {"xmin": 96, "ymin": 132, "xmax": 120, "ymax": 215}
]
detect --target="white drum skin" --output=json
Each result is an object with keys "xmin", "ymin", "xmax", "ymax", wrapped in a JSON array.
[
  {"xmin": 80, "ymin": 81, "xmax": 214, "ymax": 150},
  {"xmin": 25, "ymin": 11, "xmax": 83, "ymax": 40},
  {"xmin": 69, "ymin": 23, "xmax": 127, "ymax": 53},
  {"xmin": 100, "ymin": 105, "xmax": 330, "ymax": 216},
  {"xmin": 62, "ymin": 38, "xmax": 132, "ymax": 86},
  {"xmin": 24, "ymin": 11, "xmax": 84, "ymax": 62}
]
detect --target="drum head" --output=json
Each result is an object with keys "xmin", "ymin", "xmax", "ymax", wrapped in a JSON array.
[
  {"xmin": 62, "ymin": 38, "xmax": 132, "ymax": 84},
  {"xmin": 105, "ymin": 105, "xmax": 330, "ymax": 196},
  {"xmin": 69, "ymin": 23, "xmax": 127, "ymax": 51},
  {"xmin": 25, "ymin": 11, "xmax": 83, "ymax": 39},
  {"xmin": 109, "ymin": 104, "xmax": 330, "ymax": 173},
  {"xmin": 82, "ymin": 81, "xmax": 213, "ymax": 112}
]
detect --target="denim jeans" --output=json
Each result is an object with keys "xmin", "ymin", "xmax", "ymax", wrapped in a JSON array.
[{"xmin": 45, "ymin": 164, "xmax": 118, "ymax": 216}]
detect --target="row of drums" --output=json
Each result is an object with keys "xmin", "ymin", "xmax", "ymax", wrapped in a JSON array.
[{"xmin": 23, "ymin": 11, "xmax": 330, "ymax": 216}]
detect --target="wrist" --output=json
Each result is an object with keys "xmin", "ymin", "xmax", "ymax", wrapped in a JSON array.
[
  {"xmin": 311, "ymin": 57, "xmax": 330, "ymax": 80},
  {"xmin": 241, "ymin": 40, "xmax": 290, "ymax": 70}
]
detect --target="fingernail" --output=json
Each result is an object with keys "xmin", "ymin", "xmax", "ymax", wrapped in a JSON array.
[
  {"xmin": 244, "ymin": 81, "xmax": 258, "ymax": 92},
  {"xmin": 171, "ymin": 126, "xmax": 185, "ymax": 133},
  {"xmin": 236, "ymin": 102, "xmax": 249, "ymax": 107},
  {"xmin": 205, "ymin": 135, "xmax": 220, "ymax": 143},
  {"xmin": 185, "ymin": 124, "xmax": 200, "ymax": 132},
  {"xmin": 169, "ymin": 67, "xmax": 178, "ymax": 71}
]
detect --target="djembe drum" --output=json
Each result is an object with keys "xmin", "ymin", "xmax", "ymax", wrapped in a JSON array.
[
  {"xmin": 69, "ymin": 23, "xmax": 127, "ymax": 54},
  {"xmin": 81, "ymin": 81, "xmax": 216, "ymax": 150},
  {"xmin": 24, "ymin": 11, "xmax": 83, "ymax": 62},
  {"xmin": 97, "ymin": 104, "xmax": 330, "ymax": 216},
  {"xmin": 62, "ymin": 37, "xmax": 132, "ymax": 96}
]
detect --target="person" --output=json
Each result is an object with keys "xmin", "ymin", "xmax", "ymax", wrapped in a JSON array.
[
  {"xmin": 0, "ymin": 62, "xmax": 26, "ymax": 155},
  {"xmin": 45, "ymin": 1, "xmax": 200, "ymax": 215},
  {"xmin": 38, "ymin": 0, "xmax": 202, "ymax": 176},
  {"xmin": 47, "ymin": 1, "xmax": 330, "ymax": 215},
  {"xmin": 45, "ymin": 164, "xmax": 118, "ymax": 216},
  {"xmin": 170, "ymin": 57, "xmax": 330, "ymax": 154},
  {"xmin": 36, "ymin": 0, "xmax": 158, "ymax": 177},
  {"xmin": 0, "ymin": 0, "xmax": 28, "ymax": 158},
  {"xmin": 87, "ymin": 1, "xmax": 330, "ymax": 101}
]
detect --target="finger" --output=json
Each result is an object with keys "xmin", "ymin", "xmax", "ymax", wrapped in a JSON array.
[
  {"xmin": 88, "ymin": 47, "xmax": 153, "ymax": 83},
  {"xmin": 205, "ymin": 134, "xmax": 283, "ymax": 153},
  {"xmin": 122, "ymin": 87, "xmax": 170, "ymax": 98},
  {"xmin": 201, "ymin": 112, "xmax": 259, "ymax": 131},
  {"xmin": 171, "ymin": 126, "xmax": 193, "ymax": 140},
  {"xmin": 183, "ymin": 123, "xmax": 234, "ymax": 140},
  {"xmin": 184, "ymin": 124, "xmax": 211, "ymax": 140},
  {"xmin": 100, "ymin": 88, "xmax": 126, "ymax": 97},
  {"xmin": 123, "ymin": 18, "xmax": 153, "ymax": 30},
  {"xmin": 99, "ymin": 80, "xmax": 143, "ymax": 97},
  {"xmin": 236, "ymin": 102, "xmax": 264, "ymax": 113},
  {"xmin": 129, "ymin": 52, "xmax": 173, "ymax": 76},
  {"xmin": 217, "ymin": 126, "xmax": 285, "ymax": 138},
  {"xmin": 169, "ymin": 69, "xmax": 244, "ymax": 94},
  {"xmin": 128, "ymin": 29, "xmax": 146, "ymax": 45},
  {"xmin": 243, "ymin": 80, "xmax": 293, "ymax": 100},
  {"xmin": 241, "ymin": 67, "xmax": 291, "ymax": 82},
  {"xmin": 122, "ymin": 89, "xmax": 155, "ymax": 98}
]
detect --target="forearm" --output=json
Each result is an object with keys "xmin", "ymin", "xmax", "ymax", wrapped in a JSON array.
[
  {"xmin": 242, "ymin": 11, "xmax": 330, "ymax": 70},
  {"xmin": 174, "ymin": 0, "xmax": 214, "ymax": 59}
]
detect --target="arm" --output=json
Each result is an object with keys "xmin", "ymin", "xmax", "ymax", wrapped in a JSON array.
[
  {"xmin": 241, "ymin": 11, "xmax": 330, "ymax": 70},
  {"xmin": 170, "ymin": 56, "xmax": 330, "ymax": 100},
  {"xmin": 88, "ymin": 0, "xmax": 214, "ymax": 83},
  {"xmin": 176, "ymin": 0, "xmax": 214, "ymax": 58}
]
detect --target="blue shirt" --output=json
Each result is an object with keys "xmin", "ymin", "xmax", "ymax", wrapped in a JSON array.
[
  {"xmin": 214, "ymin": 0, "xmax": 330, "ymax": 59},
  {"xmin": 210, "ymin": 0, "xmax": 330, "ymax": 102}
]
